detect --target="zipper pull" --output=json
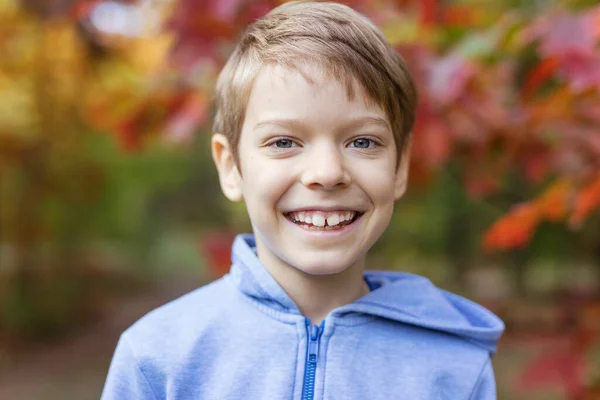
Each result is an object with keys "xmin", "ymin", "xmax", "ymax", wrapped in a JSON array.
[{"xmin": 308, "ymin": 325, "xmax": 320, "ymax": 361}]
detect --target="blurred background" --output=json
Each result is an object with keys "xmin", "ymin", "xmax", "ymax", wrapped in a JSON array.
[{"xmin": 0, "ymin": 0, "xmax": 599, "ymax": 398}]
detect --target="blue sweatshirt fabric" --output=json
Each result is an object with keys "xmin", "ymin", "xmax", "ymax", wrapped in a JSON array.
[{"xmin": 102, "ymin": 234, "xmax": 505, "ymax": 400}]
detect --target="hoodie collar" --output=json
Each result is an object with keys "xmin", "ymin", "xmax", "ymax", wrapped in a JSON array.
[
  {"xmin": 227, "ymin": 234, "xmax": 504, "ymax": 354},
  {"xmin": 228, "ymin": 234, "xmax": 301, "ymax": 314}
]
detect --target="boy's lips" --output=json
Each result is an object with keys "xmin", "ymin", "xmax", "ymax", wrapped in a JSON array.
[{"xmin": 283, "ymin": 212, "xmax": 363, "ymax": 237}]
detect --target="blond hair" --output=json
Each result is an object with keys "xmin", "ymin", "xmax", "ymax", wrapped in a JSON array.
[{"xmin": 213, "ymin": 1, "xmax": 418, "ymax": 166}]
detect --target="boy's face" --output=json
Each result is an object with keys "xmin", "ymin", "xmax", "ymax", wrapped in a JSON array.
[{"xmin": 213, "ymin": 64, "xmax": 409, "ymax": 276}]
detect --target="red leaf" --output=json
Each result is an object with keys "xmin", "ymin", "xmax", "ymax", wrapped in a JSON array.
[
  {"xmin": 465, "ymin": 174, "xmax": 501, "ymax": 198},
  {"xmin": 116, "ymin": 122, "xmax": 142, "ymax": 153},
  {"xmin": 71, "ymin": 0, "xmax": 101, "ymax": 19},
  {"xmin": 166, "ymin": 0, "xmax": 278, "ymax": 69},
  {"xmin": 515, "ymin": 349, "xmax": 587, "ymax": 398},
  {"xmin": 521, "ymin": 58, "xmax": 558, "ymax": 98},
  {"xmin": 521, "ymin": 150, "xmax": 551, "ymax": 184},
  {"xmin": 418, "ymin": 0, "xmax": 439, "ymax": 26},
  {"xmin": 199, "ymin": 233, "xmax": 236, "ymax": 278},
  {"xmin": 411, "ymin": 105, "xmax": 452, "ymax": 167}
]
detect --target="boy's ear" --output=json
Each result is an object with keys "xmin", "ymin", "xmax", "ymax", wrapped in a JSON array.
[
  {"xmin": 211, "ymin": 133, "xmax": 243, "ymax": 202},
  {"xmin": 394, "ymin": 136, "xmax": 412, "ymax": 200}
]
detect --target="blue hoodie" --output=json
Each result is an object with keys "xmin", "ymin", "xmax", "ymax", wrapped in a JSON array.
[{"xmin": 102, "ymin": 234, "xmax": 504, "ymax": 400}]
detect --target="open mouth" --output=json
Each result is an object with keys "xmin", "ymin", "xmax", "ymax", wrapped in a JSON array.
[{"xmin": 284, "ymin": 210, "xmax": 363, "ymax": 231}]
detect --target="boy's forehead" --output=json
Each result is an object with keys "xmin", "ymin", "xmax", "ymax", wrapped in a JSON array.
[
  {"xmin": 248, "ymin": 63, "xmax": 382, "ymax": 116},
  {"xmin": 249, "ymin": 64, "xmax": 320, "ymax": 97},
  {"xmin": 264, "ymin": 63, "xmax": 324, "ymax": 86}
]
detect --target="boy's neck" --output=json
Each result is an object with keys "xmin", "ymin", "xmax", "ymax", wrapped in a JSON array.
[{"xmin": 255, "ymin": 244, "xmax": 370, "ymax": 325}]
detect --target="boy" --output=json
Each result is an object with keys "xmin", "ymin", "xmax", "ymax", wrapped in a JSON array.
[{"xmin": 101, "ymin": 2, "xmax": 504, "ymax": 399}]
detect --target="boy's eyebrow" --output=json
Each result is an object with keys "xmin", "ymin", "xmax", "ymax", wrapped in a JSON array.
[
  {"xmin": 344, "ymin": 116, "xmax": 391, "ymax": 132},
  {"xmin": 253, "ymin": 119, "xmax": 307, "ymax": 132},
  {"xmin": 253, "ymin": 116, "xmax": 391, "ymax": 133}
]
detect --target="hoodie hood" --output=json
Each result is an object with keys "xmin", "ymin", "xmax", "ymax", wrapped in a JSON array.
[{"xmin": 228, "ymin": 234, "xmax": 504, "ymax": 355}]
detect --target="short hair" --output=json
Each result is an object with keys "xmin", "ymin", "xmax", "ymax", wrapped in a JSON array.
[{"xmin": 213, "ymin": 1, "xmax": 418, "ymax": 166}]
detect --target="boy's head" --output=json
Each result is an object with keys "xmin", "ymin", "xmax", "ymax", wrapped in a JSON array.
[
  {"xmin": 212, "ymin": 1, "xmax": 418, "ymax": 276},
  {"xmin": 213, "ymin": 1, "xmax": 417, "ymax": 166}
]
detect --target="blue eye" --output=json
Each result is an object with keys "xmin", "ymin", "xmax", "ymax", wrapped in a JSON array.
[
  {"xmin": 274, "ymin": 139, "xmax": 294, "ymax": 148},
  {"xmin": 351, "ymin": 138, "xmax": 373, "ymax": 149}
]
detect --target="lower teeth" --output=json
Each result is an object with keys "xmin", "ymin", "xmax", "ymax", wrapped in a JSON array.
[
  {"xmin": 291, "ymin": 220, "xmax": 350, "ymax": 230},
  {"xmin": 301, "ymin": 224, "xmax": 341, "ymax": 230}
]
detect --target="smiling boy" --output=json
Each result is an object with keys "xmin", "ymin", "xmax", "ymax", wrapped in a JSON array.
[{"xmin": 101, "ymin": 2, "xmax": 504, "ymax": 399}]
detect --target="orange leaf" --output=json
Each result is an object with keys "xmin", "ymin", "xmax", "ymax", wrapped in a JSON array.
[
  {"xmin": 483, "ymin": 204, "xmax": 540, "ymax": 252},
  {"xmin": 570, "ymin": 174, "xmax": 600, "ymax": 227},
  {"xmin": 441, "ymin": 6, "xmax": 479, "ymax": 26},
  {"xmin": 536, "ymin": 179, "xmax": 571, "ymax": 222}
]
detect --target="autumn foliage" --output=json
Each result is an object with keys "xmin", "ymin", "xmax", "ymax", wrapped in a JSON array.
[
  {"xmin": 1, "ymin": 1, "xmax": 599, "ymax": 397},
  {"xmin": 2, "ymin": 0, "xmax": 598, "ymax": 253}
]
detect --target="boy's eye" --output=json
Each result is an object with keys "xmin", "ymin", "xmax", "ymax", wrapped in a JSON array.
[
  {"xmin": 350, "ymin": 138, "xmax": 374, "ymax": 149},
  {"xmin": 273, "ymin": 139, "xmax": 295, "ymax": 148}
]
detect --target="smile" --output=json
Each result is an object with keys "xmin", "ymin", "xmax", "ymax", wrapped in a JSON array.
[{"xmin": 284, "ymin": 210, "xmax": 363, "ymax": 230}]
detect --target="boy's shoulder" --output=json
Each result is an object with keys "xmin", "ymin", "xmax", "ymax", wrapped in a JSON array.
[
  {"xmin": 352, "ymin": 270, "xmax": 505, "ymax": 354},
  {"xmin": 121, "ymin": 276, "xmax": 236, "ymax": 348}
]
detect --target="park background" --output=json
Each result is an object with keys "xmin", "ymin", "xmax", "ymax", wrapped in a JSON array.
[{"xmin": 1, "ymin": 0, "xmax": 599, "ymax": 398}]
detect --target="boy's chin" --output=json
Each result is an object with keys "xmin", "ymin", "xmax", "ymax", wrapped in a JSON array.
[{"xmin": 288, "ymin": 254, "xmax": 361, "ymax": 276}]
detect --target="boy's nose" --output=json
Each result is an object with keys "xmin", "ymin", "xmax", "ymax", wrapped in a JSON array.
[{"xmin": 300, "ymin": 146, "xmax": 351, "ymax": 190}]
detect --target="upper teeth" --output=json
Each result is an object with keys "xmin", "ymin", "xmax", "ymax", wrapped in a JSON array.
[{"xmin": 288, "ymin": 211, "xmax": 357, "ymax": 227}]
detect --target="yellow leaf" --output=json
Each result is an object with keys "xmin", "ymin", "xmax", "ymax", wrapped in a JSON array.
[
  {"xmin": 123, "ymin": 34, "xmax": 174, "ymax": 76},
  {"xmin": 382, "ymin": 17, "xmax": 422, "ymax": 45}
]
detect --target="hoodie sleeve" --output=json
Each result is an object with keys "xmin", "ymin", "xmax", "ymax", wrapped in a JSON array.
[
  {"xmin": 101, "ymin": 334, "xmax": 158, "ymax": 400},
  {"xmin": 468, "ymin": 358, "xmax": 498, "ymax": 400}
]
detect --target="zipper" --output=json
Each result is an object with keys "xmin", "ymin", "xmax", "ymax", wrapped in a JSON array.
[{"xmin": 302, "ymin": 319, "xmax": 324, "ymax": 400}]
